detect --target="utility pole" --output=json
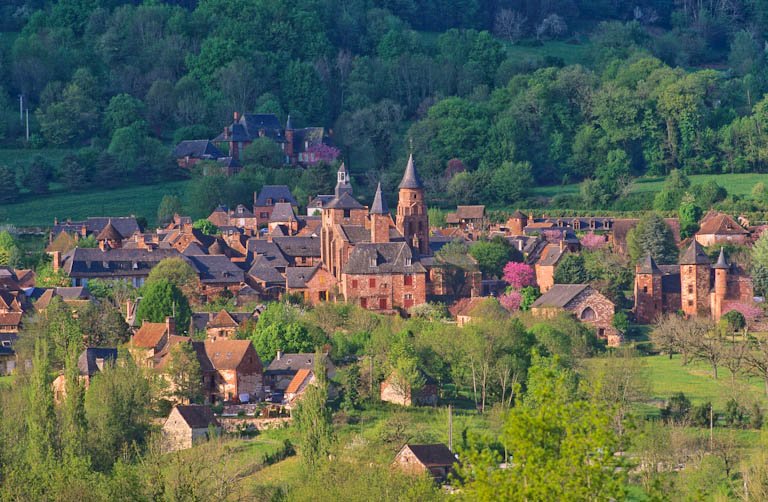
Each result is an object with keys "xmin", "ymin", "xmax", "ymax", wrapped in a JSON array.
[
  {"xmin": 25, "ymin": 109, "xmax": 29, "ymax": 142},
  {"xmin": 18, "ymin": 95, "xmax": 23, "ymax": 124},
  {"xmin": 448, "ymin": 404, "xmax": 453, "ymax": 452}
]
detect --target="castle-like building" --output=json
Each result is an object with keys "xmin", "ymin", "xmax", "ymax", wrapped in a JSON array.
[
  {"xmin": 634, "ymin": 241, "xmax": 753, "ymax": 323},
  {"xmin": 318, "ymin": 155, "xmax": 429, "ymax": 311}
]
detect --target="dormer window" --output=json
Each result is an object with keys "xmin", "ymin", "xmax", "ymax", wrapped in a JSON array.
[
  {"xmin": 405, "ymin": 258, "xmax": 412, "ymax": 266},
  {"xmin": 266, "ymin": 198, "xmax": 273, "ymax": 205},
  {"xmin": 370, "ymin": 258, "xmax": 377, "ymax": 267}
]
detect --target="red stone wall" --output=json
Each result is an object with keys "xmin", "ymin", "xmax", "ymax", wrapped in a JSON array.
[
  {"xmin": 343, "ymin": 272, "xmax": 426, "ymax": 311},
  {"xmin": 634, "ymin": 273, "xmax": 662, "ymax": 324},
  {"xmin": 681, "ymin": 265, "xmax": 710, "ymax": 317}
]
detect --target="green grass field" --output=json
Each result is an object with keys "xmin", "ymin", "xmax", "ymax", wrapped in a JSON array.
[
  {"xmin": 644, "ymin": 354, "xmax": 766, "ymax": 409},
  {"xmin": 531, "ymin": 173, "xmax": 768, "ymax": 199},
  {"xmin": 504, "ymin": 40, "xmax": 593, "ymax": 66},
  {"xmin": 0, "ymin": 180, "xmax": 190, "ymax": 227}
]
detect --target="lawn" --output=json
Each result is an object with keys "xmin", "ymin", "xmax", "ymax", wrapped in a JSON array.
[
  {"xmin": 0, "ymin": 148, "xmax": 76, "ymax": 167},
  {"xmin": 0, "ymin": 180, "xmax": 190, "ymax": 227},
  {"xmin": 504, "ymin": 40, "xmax": 593, "ymax": 66},
  {"xmin": 644, "ymin": 354, "xmax": 767, "ymax": 410},
  {"xmin": 0, "ymin": 375, "xmax": 14, "ymax": 386},
  {"xmin": 531, "ymin": 173, "xmax": 768, "ymax": 200}
]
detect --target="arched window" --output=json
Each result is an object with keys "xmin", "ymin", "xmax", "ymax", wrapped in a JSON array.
[{"xmin": 580, "ymin": 307, "xmax": 596, "ymax": 321}]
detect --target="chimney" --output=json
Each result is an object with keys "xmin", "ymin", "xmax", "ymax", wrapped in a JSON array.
[
  {"xmin": 51, "ymin": 251, "xmax": 61, "ymax": 273},
  {"xmin": 276, "ymin": 350, "xmax": 283, "ymax": 361},
  {"xmin": 81, "ymin": 224, "xmax": 87, "ymax": 237},
  {"xmin": 126, "ymin": 299, "xmax": 133, "ymax": 318},
  {"xmin": 54, "ymin": 217, "xmax": 58, "ymax": 225},
  {"xmin": 166, "ymin": 316, "xmax": 176, "ymax": 336},
  {"xmin": 234, "ymin": 111, "xmax": 239, "ymax": 121},
  {"xmin": 559, "ymin": 238, "xmax": 565, "ymax": 252}
]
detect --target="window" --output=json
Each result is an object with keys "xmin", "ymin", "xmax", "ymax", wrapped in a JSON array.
[
  {"xmin": 405, "ymin": 258, "xmax": 411, "ymax": 266},
  {"xmin": 319, "ymin": 291, "xmax": 327, "ymax": 301},
  {"xmin": 688, "ymin": 285, "xmax": 693, "ymax": 294},
  {"xmin": 405, "ymin": 294, "xmax": 413, "ymax": 300},
  {"xmin": 369, "ymin": 258, "xmax": 377, "ymax": 268},
  {"xmin": 404, "ymin": 274, "xmax": 413, "ymax": 286},
  {"xmin": 260, "ymin": 212, "xmax": 269, "ymax": 218},
  {"xmin": 369, "ymin": 278, "xmax": 376, "ymax": 288},
  {"xmin": 580, "ymin": 307, "xmax": 596, "ymax": 321},
  {"xmin": 266, "ymin": 198, "xmax": 273, "ymax": 205},
  {"xmin": 642, "ymin": 286, "xmax": 648, "ymax": 293},
  {"xmin": 688, "ymin": 300, "xmax": 693, "ymax": 306},
  {"xmin": 379, "ymin": 298, "xmax": 387, "ymax": 309},
  {"xmin": 351, "ymin": 279, "xmax": 358, "ymax": 288},
  {"xmin": 360, "ymin": 298, "xmax": 367, "ymax": 308},
  {"xmin": 343, "ymin": 209, "xmax": 351, "ymax": 218}
]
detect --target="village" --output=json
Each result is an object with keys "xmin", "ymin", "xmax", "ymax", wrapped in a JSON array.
[{"xmin": 0, "ymin": 140, "xmax": 766, "ymax": 493}]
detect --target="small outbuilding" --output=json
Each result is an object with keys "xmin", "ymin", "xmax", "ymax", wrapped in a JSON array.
[
  {"xmin": 162, "ymin": 404, "xmax": 220, "ymax": 452},
  {"xmin": 393, "ymin": 443, "xmax": 457, "ymax": 483}
]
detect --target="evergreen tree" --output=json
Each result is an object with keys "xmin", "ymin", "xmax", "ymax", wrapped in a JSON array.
[
  {"xmin": 0, "ymin": 164, "xmax": 19, "ymax": 203},
  {"xmin": 166, "ymin": 341, "xmax": 203, "ymax": 404},
  {"xmin": 135, "ymin": 279, "xmax": 191, "ymax": 333},
  {"xmin": 553, "ymin": 254, "xmax": 588, "ymax": 284},
  {"xmin": 24, "ymin": 339, "xmax": 56, "ymax": 483},
  {"xmin": 294, "ymin": 352, "xmax": 334, "ymax": 471},
  {"xmin": 0, "ymin": 231, "xmax": 20, "ymax": 267},
  {"xmin": 626, "ymin": 213, "xmax": 678, "ymax": 265},
  {"xmin": 60, "ymin": 344, "xmax": 86, "ymax": 458},
  {"xmin": 751, "ymin": 230, "xmax": 768, "ymax": 296},
  {"xmin": 157, "ymin": 195, "xmax": 182, "ymax": 226}
]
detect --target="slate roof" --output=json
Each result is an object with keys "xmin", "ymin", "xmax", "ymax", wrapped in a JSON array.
[
  {"xmin": 77, "ymin": 348, "xmax": 117, "ymax": 376},
  {"xmin": 680, "ymin": 240, "xmax": 710, "ymax": 265},
  {"xmin": 208, "ymin": 309, "xmax": 239, "ymax": 329},
  {"xmin": 248, "ymin": 264, "xmax": 286, "ymax": 284},
  {"xmin": 714, "ymin": 248, "xmax": 730, "ymax": 269},
  {"xmin": 62, "ymin": 248, "xmax": 181, "ymax": 278},
  {"xmin": 398, "ymin": 154, "xmax": 423, "ymax": 189},
  {"xmin": 308, "ymin": 195, "xmax": 335, "ymax": 209},
  {"xmin": 538, "ymin": 246, "xmax": 565, "ymax": 266},
  {"xmin": 265, "ymin": 352, "xmax": 331, "ymax": 375},
  {"xmin": 247, "ymin": 240, "xmax": 289, "ymax": 268},
  {"xmin": 172, "ymin": 404, "xmax": 219, "ymax": 429},
  {"xmin": 232, "ymin": 204, "xmax": 254, "ymax": 217},
  {"xmin": 273, "ymin": 236, "xmax": 321, "ymax": 258},
  {"xmin": 254, "ymin": 186, "xmax": 298, "ymax": 207},
  {"xmin": 286, "ymin": 265, "xmax": 320, "ymax": 289},
  {"xmin": 216, "ymin": 156, "xmax": 241, "ymax": 169},
  {"xmin": 325, "ymin": 192, "xmax": 365, "ymax": 210},
  {"xmin": 53, "ymin": 217, "xmax": 140, "ymax": 239},
  {"xmin": 338, "ymin": 225, "xmax": 371, "ymax": 244},
  {"xmin": 370, "ymin": 183, "xmax": 388, "ymax": 214},
  {"xmin": 637, "ymin": 255, "xmax": 661, "ymax": 274},
  {"xmin": 531, "ymin": 284, "xmax": 589, "ymax": 309},
  {"xmin": 343, "ymin": 242, "xmax": 426, "ymax": 275},
  {"xmin": 186, "ymin": 255, "xmax": 244, "ymax": 284},
  {"xmin": 172, "ymin": 140, "xmax": 222, "ymax": 160},
  {"xmin": 95, "ymin": 220, "xmax": 123, "ymax": 241},
  {"xmin": 270, "ymin": 202, "xmax": 297, "ymax": 222},
  {"xmin": 402, "ymin": 444, "xmax": 455, "ymax": 467}
]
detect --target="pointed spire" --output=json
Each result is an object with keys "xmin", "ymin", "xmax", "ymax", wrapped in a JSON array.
[
  {"xmin": 680, "ymin": 240, "xmax": 710, "ymax": 265},
  {"xmin": 96, "ymin": 218, "xmax": 123, "ymax": 241},
  {"xmin": 285, "ymin": 114, "xmax": 293, "ymax": 130},
  {"xmin": 334, "ymin": 162, "xmax": 353, "ymax": 198},
  {"xmin": 638, "ymin": 254, "xmax": 661, "ymax": 274},
  {"xmin": 370, "ymin": 183, "xmax": 388, "ymax": 214},
  {"xmin": 398, "ymin": 153, "xmax": 423, "ymax": 189},
  {"xmin": 714, "ymin": 247, "xmax": 730, "ymax": 269}
]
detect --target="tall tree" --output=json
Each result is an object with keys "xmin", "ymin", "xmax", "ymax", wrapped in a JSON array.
[
  {"xmin": 626, "ymin": 213, "xmax": 678, "ymax": 265},
  {"xmin": 135, "ymin": 280, "xmax": 191, "ymax": 334},
  {"xmin": 293, "ymin": 352, "xmax": 334, "ymax": 471},
  {"xmin": 166, "ymin": 341, "xmax": 203, "ymax": 404}
]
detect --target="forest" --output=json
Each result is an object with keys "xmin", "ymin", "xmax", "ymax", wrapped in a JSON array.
[{"xmin": 2, "ymin": 1, "xmax": 768, "ymax": 215}]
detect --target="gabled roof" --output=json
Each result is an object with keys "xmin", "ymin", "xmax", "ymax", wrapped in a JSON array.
[
  {"xmin": 96, "ymin": 219, "xmax": 123, "ymax": 241},
  {"xmin": 270, "ymin": 202, "xmax": 297, "ymax": 222},
  {"xmin": 172, "ymin": 140, "xmax": 222, "ymax": 160},
  {"xmin": 398, "ymin": 154, "xmax": 423, "ymax": 189},
  {"xmin": 325, "ymin": 192, "xmax": 365, "ymax": 210},
  {"xmin": 208, "ymin": 309, "xmax": 240, "ymax": 329},
  {"xmin": 343, "ymin": 242, "xmax": 426, "ymax": 275},
  {"xmin": 400, "ymin": 444, "xmax": 455, "ymax": 467},
  {"xmin": 273, "ymin": 236, "xmax": 321, "ymax": 258},
  {"xmin": 286, "ymin": 265, "xmax": 320, "ymax": 289},
  {"xmin": 697, "ymin": 212, "xmax": 749, "ymax": 236},
  {"xmin": 637, "ymin": 255, "xmax": 661, "ymax": 274},
  {"xmin": 370, "ymin": 183, "xmax": 388, "ymax": 215},
  {"xmin": 254, "ymin": 186, "xmax": 298, "ymax": 207},
  {"xmin": 247, "ymin": 240, "xmax": 289, "ymax": 268},
  {"xmin": 132, "ymin": 322, "xmax": 169, "ymax": 348},
  {"xmin": 265, "ymin": 352, "xmax": 333, "ymax": 374},
  {"xmin": 186, "ymin": 255, "xmax": 244, "ymax": 284},
  {"xmin": 202, "ymin": 339, "xmax": 261, "ymax": 371},
  {"xmin": 510, "ymin": 210, "xmax": 527, "ymax": 219},
  {"xmin": 531, "ymin": 284, "xmax": 590, "ymax": 309},
  {"xmin": 455, "ymin": 205, "xmax": 485, "ymax": 220},
  {"xmin": 77, "ymin": 348, "xmax": 117, "ymax": 376},
  {"xmin": 285, "ymin": 368, "xmax": 312, "ymax": 394},
  {"xmin": 680, "ymin": 240, "xmax": 710, "ymax": 265},
  {"xmin": 172, "ymin": 404, "xmax": 219, "ymax": 429}
]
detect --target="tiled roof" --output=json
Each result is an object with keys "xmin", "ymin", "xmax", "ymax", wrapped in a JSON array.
[
  {"xmin": 203, "ymin": 339, "xmax": 260, "ymax": 371},
  {"xmin": 455, "ymin": 205, "xmax": 485, "ymax": 220},
  {"xmin": 325, "ymin": 192, "xmax": 365, "ymax": 210},
  {"xmin": 697, "ymin": 212, "xmax": 749, "ymax": 236},
  {"xmin": 95, "ymin": 220, "xmax": 123, "ymax": 241},
  {"xmin": 285, "ymin": 368, "xmax": 312, "ymax": 394},
  {"xmin": 52, "ymin": 217, "xmax": 140, "ymax": 240},
  {"xmin": 270, "ymin": 202, "xmax": 297, "ymax": 222},
  {"xmin": 132, "ymin": 322, "xmax": 168, "ymax": 348},
  {"xmin": 208, "ymin": 309, "xmax": 239, "ymax": 329}
]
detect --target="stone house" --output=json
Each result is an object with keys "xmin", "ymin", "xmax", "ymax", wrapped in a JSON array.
[
  {"xmin": 196, "ymin": 339, "xmax": 263, "ymax": 403},
  {"xmin": 445, "ymin": 205, "xmax": 485, "ymax": 231},
  {"xmin": 185, "ymin": 255, "xmax": 245, "ymax": 300},
  {"xmin": 531, "ymin": 284, "xmax": 620, "ymax": 346},
  {"xmin": 380, "ymin": 370, "xmax": 438, "ymax": 407},
  {"xmin": 285, "ymin": 265, "xmax": 336, "ymax": 304},
  {"xmin": 253, "ymin": 185, "xmax": 299, "ymax": 227},
  {"xmin": 129, "ymin": 317, "xmax": 176, "ymax": 368},
  {"xmin": 533, "ymin": 242, "xmax": 566, "ymax": 293},
  {"xmin": 283, "ymin": 368, "xmax": 316, "ymax": 409},
  {"xmin": 392, "ymin": 444, "xmax": 456, "ymax": 483},
  {"xmin": 57, "ymin": 247, "xmax": 181, "ymax": 288},
  {"xmin": 634, "ymin": 242, "xmax": 753, "ymax": 324},
  {"xmin": 162, "ymin": 405, "xmax": 220, "ymax": 452},
  {"xmin": 52, "ymin": 348, "xmax": 117, "ymax": 401},
  {"xmin": 695, "ymin": 212, "xmax": 750, "ymax": 247},
  {"xmin": 264, "ymin": 352, "xmax": 336, "ymax": 393},
  {"xmin": 172, "ymin": 140, "xmax": 223, "ymax": 169}
]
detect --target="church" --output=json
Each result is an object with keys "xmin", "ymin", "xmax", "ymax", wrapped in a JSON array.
[
  {"xmin": 316, "ymin": 155, "xmax": 429, "ymax": 312},
  {"xmin": 634, "ymin": 241, "xmax": 753, "ymax": 324}
]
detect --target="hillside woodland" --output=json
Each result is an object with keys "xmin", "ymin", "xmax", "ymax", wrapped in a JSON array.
[{"xmin": 3, "ymin": 1, "xmax": 768, "ymax": 214}]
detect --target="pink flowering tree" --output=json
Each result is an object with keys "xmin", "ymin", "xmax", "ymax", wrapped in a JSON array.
[
  {"xmin": 580, "ymin": 231, "xmax": 607, "ymax": 250},
  {"xmin": 503, "ymin": 262, "xmax": 535, "ymax": 289},
  {"xmin": 500, "ymin": 290, "xmax": 522, "ymax": 312},
  {"xmin": 305, "ymin": 143, "xmax": 340, "ymax": 164}
]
